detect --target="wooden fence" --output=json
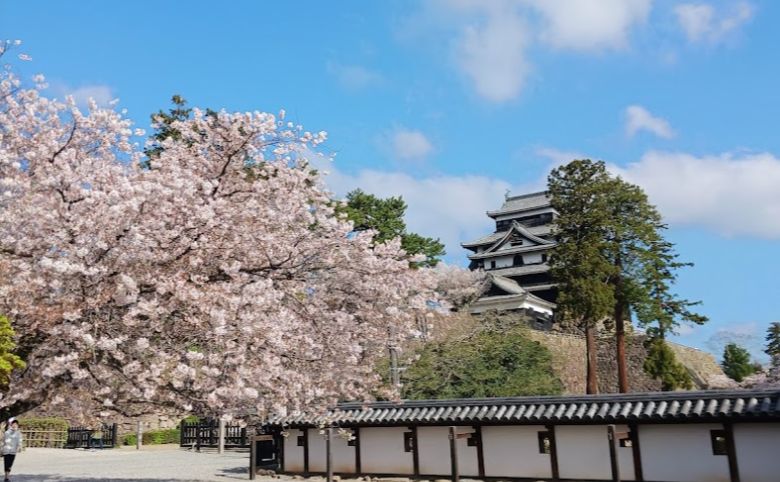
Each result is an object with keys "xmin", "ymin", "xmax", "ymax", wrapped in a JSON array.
[
  {"xmin": 180, "ymin": 419, "xmax": 249, "ymax": 448},
  {"xmin": 21, "ymin": 428, "xmax": 68, "ymax": 448}
]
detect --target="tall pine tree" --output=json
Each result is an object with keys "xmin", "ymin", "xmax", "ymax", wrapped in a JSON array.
[{"xmin": 549, "ymin": 159, "xmax": 706, "ymax": 393}]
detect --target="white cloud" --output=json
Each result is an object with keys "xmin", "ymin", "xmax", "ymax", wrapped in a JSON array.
[
  {"xmin": 705, "ymin": 322, "xmax": 767, "ymax": 363},
  {"xmin": 310, "ymin": 154, "xmax": 534, "ymax": 260},
  {"xmin": 420, "ymin": 0, "xmax": 652, "ymax": 103},
  {"xmin": 326, "ymin": 62, "xmax": 384, "ymax": 90},
  {"xmin": 67, "ymin": 85, "xmax": 115, "ymax": 107},
  {"xmin": 454, "ymin": 5, "xmax": 531, "ymax": 103},
  {"xmin": 614, "ymin": 150, "xmax": 780, "ymax": 238},
  {"xmin": 674, "ymin": 1, "xmax": 754, "ymax": 44},
  {"xmin": 625, "ymin": 105, "xmax": 675, "ymax": 139},
  {"xmin": 526, "ymin": 0, "xmax": 652, "ymax": 51},
  {"xmin": 386, "ymin": 128, "xmax": 435, "ymax": 162}
]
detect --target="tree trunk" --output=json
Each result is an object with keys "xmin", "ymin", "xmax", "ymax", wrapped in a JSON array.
[
  {"xmin": 585, "ymin": 322, "xmax": 599, "ymax": 394},
  {"xmin": 614, "ymin": 252, "xmax": 629, "ymax": 393},
  {"xmin": 615, "ymin": 296, "xmax": 629, "ymax": 393}
]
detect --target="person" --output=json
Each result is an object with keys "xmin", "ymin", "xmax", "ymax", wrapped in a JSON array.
[
  {"xmin": 90, "ymin": 427, "xmax": 104, "ymax": 450},
  {"xmin": 2, "ymin": 417, "xmax": 22, "ymax": 482}
]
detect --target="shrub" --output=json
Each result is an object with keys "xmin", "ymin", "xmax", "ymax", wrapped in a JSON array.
[
  {"xmin": 122, "ymin": 428, "xmax": 180, "ymax": 446},
  {"xmin": 400, "ymin": 318, "xmax": 563, "ymax": 399}
]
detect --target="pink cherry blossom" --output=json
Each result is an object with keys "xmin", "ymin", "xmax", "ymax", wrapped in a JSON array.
[{"xmin": 0, "ymin": 62, "xmax": 483, "ymax": 421}]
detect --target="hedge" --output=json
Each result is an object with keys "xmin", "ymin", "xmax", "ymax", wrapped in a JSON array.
[{"xmin": 122, "ymin": 427, "xmax": 180, "ymax": 446}]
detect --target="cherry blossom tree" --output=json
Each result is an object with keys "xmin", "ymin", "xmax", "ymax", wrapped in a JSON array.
[{"xmin": 0, "ymin": 60, "xmax": 482, "ymax": 420}]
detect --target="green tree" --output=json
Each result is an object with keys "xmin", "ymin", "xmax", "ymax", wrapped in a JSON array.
[
  {"xmin": 605, "ymin": 177, "xmax": 707, "ymax": 392},
  {"xmin": 549, "ymin": 159, "xmax": 706, "ymax": 393},
  {"xmin": 548, "ymin": 160, "xmax": 617, "ymax": 394},
  {"xmin": 722, "ymin": 343, "xmax": 755, "ymax": 382},
  {"xmin": 399, "ymin": 318, "xmax": 562, "ymax": 399},
  {"xmin": 0, "ymin": 315, "xmax": 25, "ymax": 389},
  {"xmin": 766, "ymin": 322, "xmax": 780, "ymax": 367},
  {"xmin": 143, "ymin": 95, "xmax": 218, "ymax": 168},
  {"xmin": 340, "ymin": 189, "xmax": 445, "ymax": 268},
  {"xmin": 643, "ymin": 337, "xmax": 693, "ymax": 390}
]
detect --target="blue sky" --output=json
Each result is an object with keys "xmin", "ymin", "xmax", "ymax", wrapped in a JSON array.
[{"xmin": 2, "ymin": 0, "xmax": 778, "ymax": 362}]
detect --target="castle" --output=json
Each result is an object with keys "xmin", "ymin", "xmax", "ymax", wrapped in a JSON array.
[{"xmin": 461, "ymin": 191, "xmax": 557, "ymax": 324}]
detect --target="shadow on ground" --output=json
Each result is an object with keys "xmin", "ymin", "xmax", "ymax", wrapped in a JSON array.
[{"xmin": 14, "ymin": 478, "xmax": 207, "ymax": 482}]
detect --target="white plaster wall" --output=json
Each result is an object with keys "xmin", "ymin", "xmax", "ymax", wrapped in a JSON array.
[
  {"xmin": 283, "ymin": 429, "xmax": 304, "ymax": 473},
  {"xmin": 306, "ymin": 428, "xmax": 356, "ymax": 473},
  {"xmin": 524, "ymin": 252, "xmax": 544, "ymax": 264},
  {"xmin": 360, "ymin": 427, "xmax": 414, "ymax": 475},
  {"xmin": 493, "ymin": 255, "xmax": 514, "ymax": 268},
  {"xmin": 481, "ymin": 425, "xmax": 551, "ymax": 479},
  {"xmin": 733, "ymin": 423, "xmax": 780, "ymax": 482},
  {"xmin": 417, "ymin": 426, "xmax": 479, "ymax": 476},
  {"xmin": 556, "ymin": 425, "xmax": 633, "ymax": 480},
  {"xmin": 640, "ymin": 424, "xmax": 730, "ymax": 482}
]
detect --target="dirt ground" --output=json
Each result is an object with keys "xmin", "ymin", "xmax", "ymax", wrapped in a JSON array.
[{"xmin": 9, "ymin": 445, "xmax": 260, "ymax": 481}]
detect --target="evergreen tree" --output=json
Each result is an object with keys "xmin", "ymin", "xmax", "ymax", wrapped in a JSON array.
[
  {"xmin": 722, "ymin": 343, "xmax": 755, "ymax": 382},
  {"xmin": 0, "ymin": 315, "xmax": 25, "ymax": 389},
  {"xmin": 549, "ymin": 160, "xmax": 706, "ymax": 393},
  {"xmin": 548, "ymin": 160, "xmax": 615, "ymax": 393},
  {"xmin": 643, "ymin": 337, "xmax": 693, "ymax": 390},
  {"xmin": 340, "ymin": 189, "xmax": 445, "ymax": 268},
  {"xmin": 766, "ymin": 322, "xmax": 780, "ymax": 368}
]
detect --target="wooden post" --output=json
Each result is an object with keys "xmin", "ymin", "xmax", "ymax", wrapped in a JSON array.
[
  {"xmin": 724, "ymin": 422, "xmax": 740, "ymax": 482},
  {"xmin": 411, "ymin": 426, "xmax": 420, "ymax": 476},
  {"xmin": 607, "ymin": 425, "xmax": 621, "ymax": 482},
  {"xmin": 111, "ymin": 423, "xmax": 117, "ymax": 448},
  {"xmin": 629, "ymin": 423, "xmax": 644, "ymax": 482},
  {"xmin": 218, "ymin": 417, "xmax": 226, "ymax": 454},
  {"xmin": 196, "ymin": 420, "xmax": 201, "ymax": 452},
  {"xmin": 326, "ymin": 427, "xmax": 333, "ymax": 482},
  {"xmin": 449, "ymin": 426, "xmax": 459, "ymax": 482},
  {"xmin": 546, "ymin": 424, "xmax": 559, "ymax": 481},
  {"xmin": 354, "ymin": 428, "xmax": 361, "ymax": 475},
  {"xmin": 303, "ymin": 429, "xmax": 309, "ymax": 475},
  {"xmin": 474, "ymin": 425, "xmax": 485, "ymax": 479},
  {"xmin": 249, "ymin": 435, "xmax": 257, "ymax": 480},
  {"xmin": 136, "ymin": 421, "xmax": 142, "ymax": 451}
]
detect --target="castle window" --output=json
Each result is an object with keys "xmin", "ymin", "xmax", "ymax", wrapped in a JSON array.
[
  {"xmin": 542, "ymin": 254, "xmax": 548, "ymax": 263},
  {"xmin": 514, "ymin": 255, "xmax": 524, "ymax": 266},
  {"xmin": 489, "ymin": 260, "xmax": 496, "ymax": 270}
]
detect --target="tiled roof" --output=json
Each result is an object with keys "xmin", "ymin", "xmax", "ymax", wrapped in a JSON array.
[
  {"xmin": 487, "ymin": 191, "xmax": 552, "ymax": 217},
  {"xmin": 462, "ymin": 231, "xmax": 506, "ymax": 248},
  {"xmin": 269, "ymin": 390, "xmax": 780, "ymax": 427}
]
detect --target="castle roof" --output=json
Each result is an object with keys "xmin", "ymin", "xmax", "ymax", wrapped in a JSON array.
[{"xmin": 487, "ymin": 191, "xmax": 552, "ymax": 218}]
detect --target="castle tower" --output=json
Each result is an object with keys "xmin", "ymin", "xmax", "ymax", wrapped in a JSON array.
[{"xmin": 462, "ymin": 191, "xmax": 557, "ymax": 322}]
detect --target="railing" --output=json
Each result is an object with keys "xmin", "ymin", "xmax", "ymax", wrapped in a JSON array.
[
  {"xmin": 66, "ymin": 423, "xmax": 118, "ymax": 449},
  {"xmin": 180, "ymin": 419, "xmax": 249, "ymax": 448}
]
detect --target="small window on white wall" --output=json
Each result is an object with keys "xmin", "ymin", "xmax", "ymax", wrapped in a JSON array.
[
  {"xmin": 710, "ymin": 430, "xmax": 728, "ymax": 456},
  {"xmin": 537, "ymin": 431, "xmax": 551, "ymax": 454}
]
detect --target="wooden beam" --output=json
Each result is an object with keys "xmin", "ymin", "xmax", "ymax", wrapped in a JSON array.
[
  {"xmin": 326, "ymin": 427, "xmax": 333, "ymax": 482},
  {"xmin": 475, "ymin": 425, "xmax": 485, "ymax": 479},
  {"xmin": 724, "ymin": 422, "xmax": 740, "ymax": 482},
  {"xmin": 411, "ymin": 426, "xmax": 420, "ymax": 476},
  {"xmin": 607, "ymin": 425, "xmax": 621, "ymax": 482},
  {"xmin": 629, "ymin": 423, "xmax": 643, "ymax": 482},
  {"xmin": 546, "ymin": 424, "xmax": 559, "ymax": 481},
  {"xmin": 449, "ymin": 426, "xmax": 459, "ymax": 482},
  {"xmin": 249, "ymin": 436, "xmax": 256, "ymax": 480},
  {"xmin": 354, "ymin": 428, "xmax": 361, "ymax": 475},
  {"xmin": 303, "ymin": 429, "xmax": 309, "ymax": 475}
]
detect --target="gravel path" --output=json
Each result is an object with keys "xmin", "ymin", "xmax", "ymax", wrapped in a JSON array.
[{"xmin": 8, "ymin": 445, "xmax": 264, "ymax": 481}]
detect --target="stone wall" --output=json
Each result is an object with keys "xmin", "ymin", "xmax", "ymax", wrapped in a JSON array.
[{"xmin": 526, "ymin": 329, "xmax": 724, "ymax": 394}]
